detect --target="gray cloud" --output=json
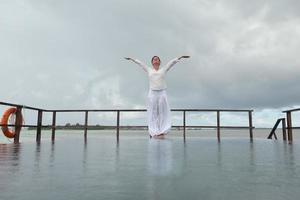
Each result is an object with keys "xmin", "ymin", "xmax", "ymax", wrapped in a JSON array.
[{"xmin": 1, "ymin": 0, "xmax": 300, "ymax": 127}]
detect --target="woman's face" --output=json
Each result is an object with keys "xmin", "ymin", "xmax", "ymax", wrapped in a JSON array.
[{"xmin": 152, "ymin": 56, "xmax": 161, "ymax": 67}]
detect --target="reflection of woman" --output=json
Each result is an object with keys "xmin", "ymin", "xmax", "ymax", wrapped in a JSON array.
[
  {"xmin": 147, "ymin": 139, "xmax": 173, "ymax": 176},
  {"xmin": 125, "ymin": 55, "xmax": 190, "ymax": 139}
]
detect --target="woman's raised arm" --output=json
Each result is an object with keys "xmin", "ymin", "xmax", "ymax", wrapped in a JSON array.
[
  {"xmin": 124, "ymin": 57, "xmax": 148, "ymax": 73},
  {"xmin": 163, "ymin": 56, "xmax": 190, "ymax": 72}
]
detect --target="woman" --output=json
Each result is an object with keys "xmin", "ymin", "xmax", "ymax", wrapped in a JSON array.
[{"xmin": 125, "ymin": 55, "xmax": 190, "ymax": 139}]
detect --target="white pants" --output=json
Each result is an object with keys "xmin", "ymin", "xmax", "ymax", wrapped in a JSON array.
[{"xmin": 146, "ymin": 89, "xmax": 172, "ymax": 136}]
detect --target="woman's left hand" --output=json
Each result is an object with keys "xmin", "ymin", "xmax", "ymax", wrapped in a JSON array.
[{"xmin": 179, "ymin": 56, "xmax": 190, "ymax": 59}]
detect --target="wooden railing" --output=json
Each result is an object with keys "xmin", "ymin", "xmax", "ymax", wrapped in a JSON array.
[
  {"xmin": 282, "ymin": 108, "xmax": 300, "ymax": 142},
  {"xmin": 268, "ymin": 118, "xmax": 286, "ymax": 140},
  {"xmin": 0, "ymin": 101, "xmax": 254, "ymax": 143}
]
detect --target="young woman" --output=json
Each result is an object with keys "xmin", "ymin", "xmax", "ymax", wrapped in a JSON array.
[{"xmin": 125, "ymin": 55, "xmax": 190, "ymax": 139}]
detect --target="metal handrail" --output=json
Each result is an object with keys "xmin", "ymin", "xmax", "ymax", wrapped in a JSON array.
[{"xmin": 0, "ymin": 101, "xmax": 254, "ymax": 143}]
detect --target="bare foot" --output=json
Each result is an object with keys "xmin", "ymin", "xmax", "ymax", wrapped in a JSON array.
[{"xmin": 153, "ymin": 134, "xmax": 165, "ymax": 139}]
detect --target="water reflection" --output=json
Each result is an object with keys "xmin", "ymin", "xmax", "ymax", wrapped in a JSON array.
[
  {"xmin": 217, "ymin": 142, "xmax": 222, "ymax": 167},
  {"xmin": 34, "ymin": 142, "xmax": 41, "ymax": 173},
  {"xmin": 0, "ymin": 137, "xmax": 299, "ymax": 200},
  {"xmin": 0, "ymin": 143, "xmax": 22, "ymax": 195},
  {"xmin": 147, "ymin": 138, "xmax": 173, "ymax": 176},
  {"xmin": 283, "ymin": 141, "xmax": 296, "ymax": 177},
  {"xmin": 49, "ymin": 141, "xmax": 55, "ymax": 167},
  {"xmin": 0, "ymin": 143, "xmax": 22, "ymax": 170},
  {"xmin": 82, "ymin": 138, "xmax": 88, "ymax": 168},
  {"xmin": 115, "ymin": 140, "xmax": 120, "ymax": 172},
  {"xmin": 249, "ymin": 142, "xmax": 255, "ymax": 163}
]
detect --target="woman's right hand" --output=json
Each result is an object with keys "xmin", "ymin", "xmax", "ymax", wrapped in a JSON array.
[{"xmin": 180, "ymin": 56, "xmax": 190, "ymax": 59}]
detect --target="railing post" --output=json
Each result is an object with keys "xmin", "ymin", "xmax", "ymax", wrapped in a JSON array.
[
  {"xmin": 286, "ymin": 111, "xmax": 293, "ymax": 142},
  {"xmin": 14, "ymin": 106, "xmax": 23, "ymax": 144},
  {"xmin": 183, "ymin": 110, "xmax": 186, "ymax": 140},
  {"xmin": 36, "ymin": 110, "xmax": 43, "ymax": 142},
  {"xmin": 248, "ymin": 111, "xmax": 253, "ymax": 140},
  {"xmin": 116, "ymin": 110, "xmax": 120, "ymax": 141},
  {"xmin": 217, "ymin": 111, "xmax": 220, "ymax": 141},
  {"xmin": 84, "ymin": 111, "xmax": 88, "ymax": 138},
  {"xmin": 51, "ymin": 111, "xmax": 56, "ymax": 141},
  {"xmin": 282, "ymin": 118, "xmax": 286, "ymax": 141}
]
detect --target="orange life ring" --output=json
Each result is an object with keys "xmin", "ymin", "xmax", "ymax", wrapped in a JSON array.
[{"xmin": 1, "ymin": 107, "xmax": 23, "ymax": 138}]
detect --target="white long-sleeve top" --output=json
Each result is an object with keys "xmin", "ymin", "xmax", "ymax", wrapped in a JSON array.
[{"xmin": 132, "ymin": 57, "xmax": 181, "ymax": 90}]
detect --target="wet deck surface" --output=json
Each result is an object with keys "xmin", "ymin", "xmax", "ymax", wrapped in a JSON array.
[{"xmin": 0, "ymin": 131, "xmax": 300, "ymax": 200}]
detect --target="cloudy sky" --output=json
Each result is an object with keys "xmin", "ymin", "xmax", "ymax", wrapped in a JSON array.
[{"xmin": 1, "ymin": 0, "xmax": 300, "ymax": 129}]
